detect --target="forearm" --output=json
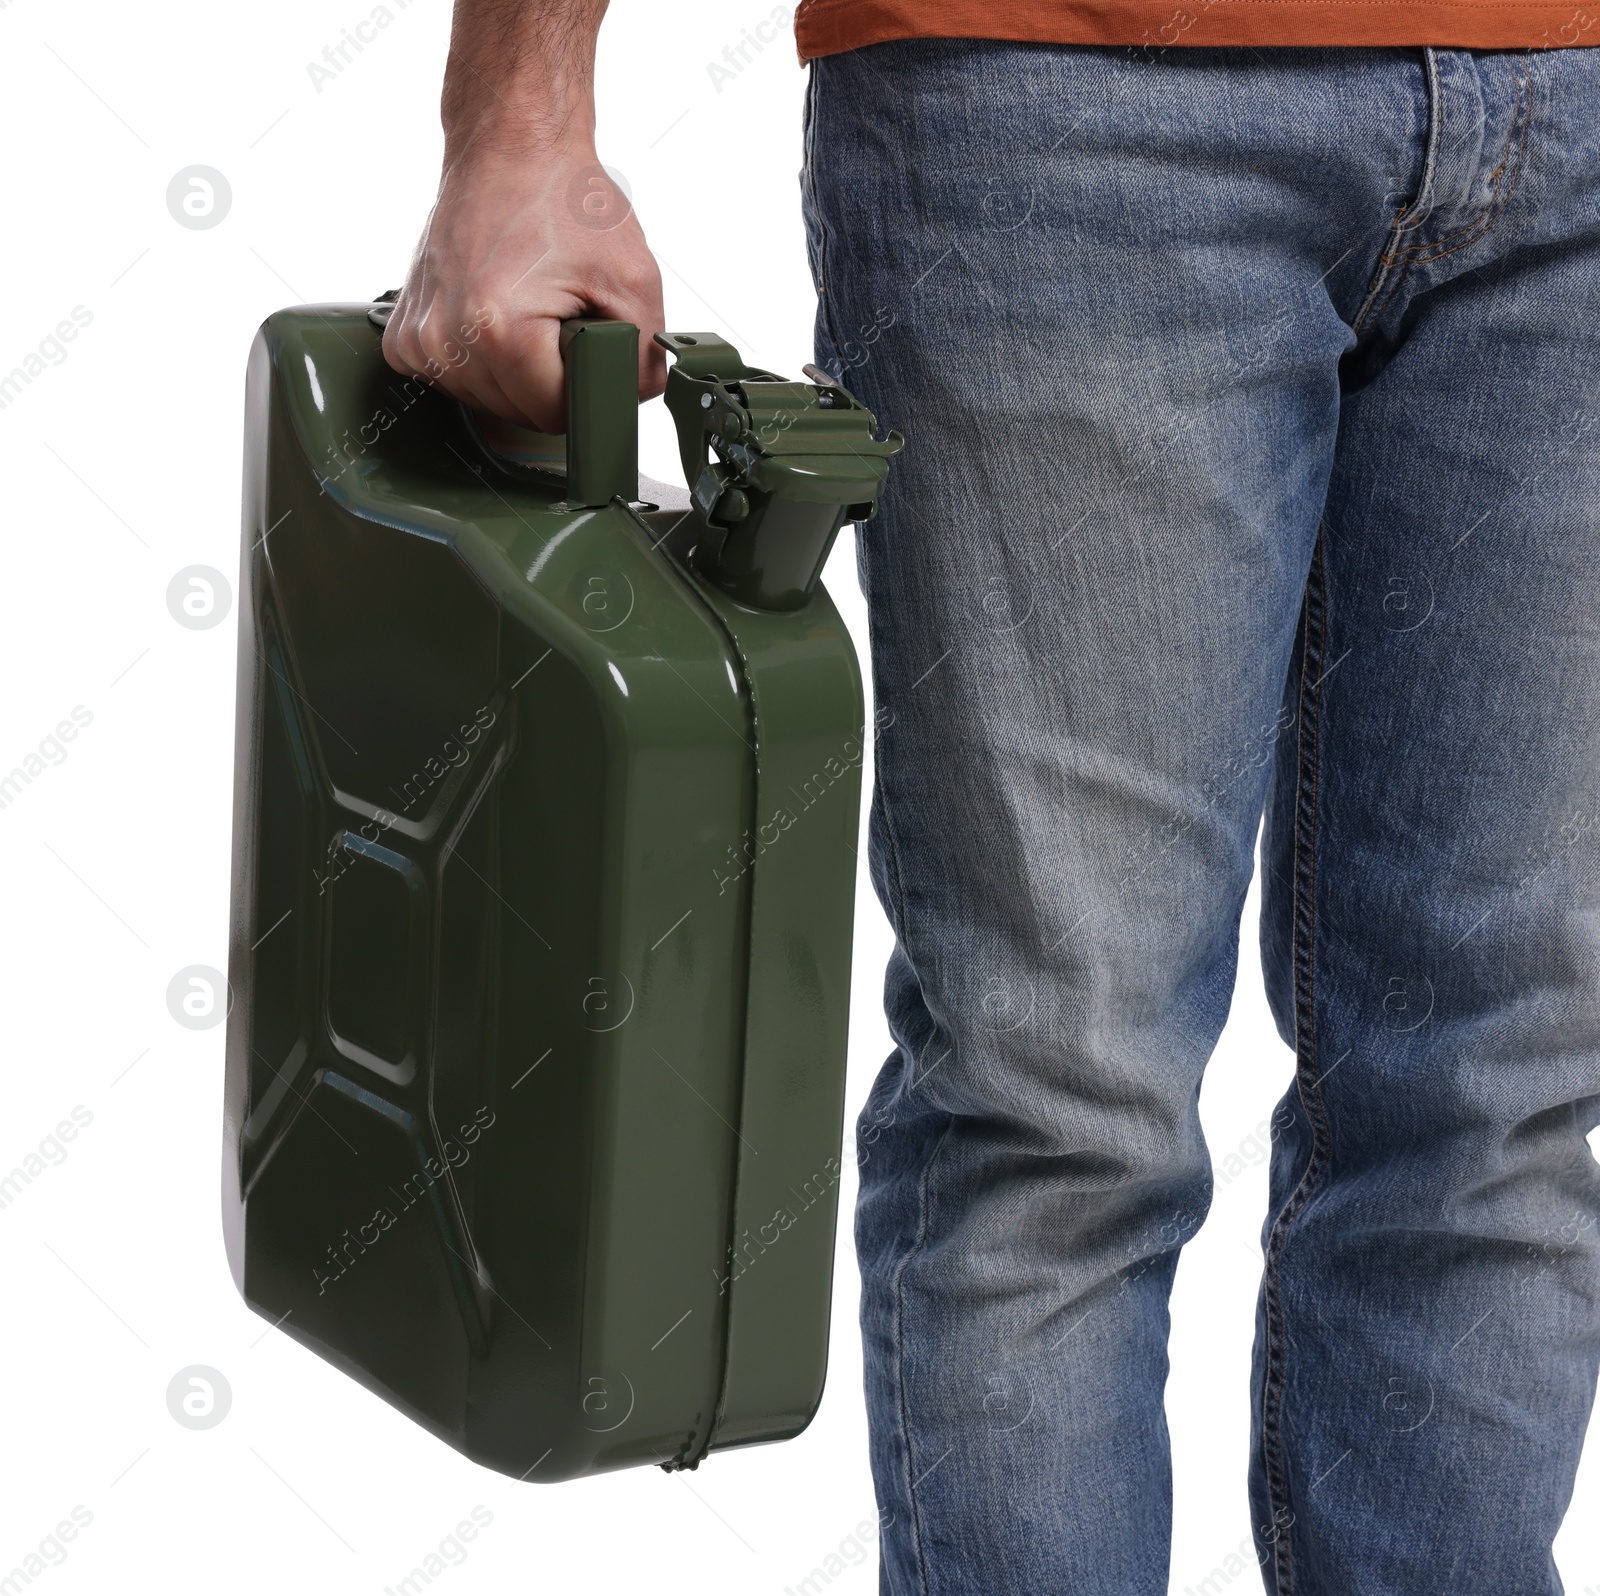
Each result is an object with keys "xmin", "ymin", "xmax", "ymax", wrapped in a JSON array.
[
  {"xmin": 440, "ymin": 0, "xmax": 608, "ymax": 160},
  {"xmin": 383, "ymin": 0, "xmax": 665, "ymax": 432}
]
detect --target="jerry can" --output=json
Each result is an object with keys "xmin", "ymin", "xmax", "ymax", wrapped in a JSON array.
[{"xmin": 222, "ymin": 299, "xmax": 902, "ymax": 1480}]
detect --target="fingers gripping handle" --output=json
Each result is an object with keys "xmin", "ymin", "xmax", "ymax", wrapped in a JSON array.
[{"xmin": 369, "ymin": 292, "xmax": 639, "ymax": 510}]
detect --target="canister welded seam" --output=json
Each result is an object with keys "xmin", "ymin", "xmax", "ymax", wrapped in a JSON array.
[{"xmin": 625, "ymin": 502, "xmax": 763, "ymax": 1471}]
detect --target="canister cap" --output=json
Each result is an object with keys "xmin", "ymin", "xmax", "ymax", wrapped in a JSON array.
[{"xmin": 654, "ymin": 331, "xmax": 903, "ymax": 610}]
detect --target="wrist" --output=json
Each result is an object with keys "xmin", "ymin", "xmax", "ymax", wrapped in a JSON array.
[{"xmin": 441, "ymin": 98, "xmax": 597, "ymax": 165}]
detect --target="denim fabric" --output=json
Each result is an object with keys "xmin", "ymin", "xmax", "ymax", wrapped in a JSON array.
[{"xmin": 801, "ymin": 40, "xmax": 1600, "ymax": 1596}]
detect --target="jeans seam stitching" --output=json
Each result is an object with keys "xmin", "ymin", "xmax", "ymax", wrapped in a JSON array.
[
  {"xmin": 1351, "ymin": 47, "xmax": 1441, "ymax": 336},
  {"xmin": 804, "ymin": 78, "xmax": 852, "ymax": 388},
  {"xmin": 1356, "ymin": 51, "xmax": 1529, "ymax": 337},
  {"xmin": 811, "ymin": 71, "xmax": 939, "ymax": 1585},
  {"xmin": 891, "ymin": 1113, "xmax": 956, "ymax": 1596},
  {"xmin": 802, "ymin": 64, "xmax": 851, "ymax": 373},
  {"xmin": 1260, "ymin": 528, "xmax": 1335, "ymax": 1596},
  {"xmin": 1358, "ymin": 51, "xmax": 1534, "ymax": 333},
  {"xmin": 1378, "ymin": 52, "xmax": 1531, "ymax": 266},
  {"xmin": 805, "ymin": 95, "xmax": 920, "ymax": 951}
]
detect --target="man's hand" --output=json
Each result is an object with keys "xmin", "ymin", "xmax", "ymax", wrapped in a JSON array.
[{"xmin": 382, "ymin": 0, "xmax": 665, "ymax": 433}]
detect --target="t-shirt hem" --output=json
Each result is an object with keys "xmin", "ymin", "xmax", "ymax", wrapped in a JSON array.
[{"xmin": 793, "ymin": 0, "xmax": 1600, "ymax": 59}]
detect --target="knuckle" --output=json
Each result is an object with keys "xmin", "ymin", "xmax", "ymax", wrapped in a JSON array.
[
  {"xmin": 385, "ymin": 328, "xmax": 427, "ymax": 379},
  {"xmin": 415, "ymin": 321, "xmax": 466, "ymax": 373},
  {"xmin": 616, "ymin": 256, "xmax": 663, "ymax": 303},
  {"xmin": 469, "ymin": 312, "xmax": 516, "ymax": 358},
  {"xmin": 379, "ymin": 322, "xmax": 409, "ymax": 373}
]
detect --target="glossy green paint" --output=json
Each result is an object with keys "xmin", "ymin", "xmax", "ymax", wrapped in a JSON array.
[{"xmin": 223, "ymin": 305, "xmax": 879, "ymax": 1480}]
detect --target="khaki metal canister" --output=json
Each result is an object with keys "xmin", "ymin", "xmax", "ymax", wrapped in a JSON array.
[{"xmin": 222, "ymin": 304, "xmax": 900, "ymax": 1480}]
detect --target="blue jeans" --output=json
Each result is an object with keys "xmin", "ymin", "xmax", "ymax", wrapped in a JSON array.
[{"xmin": 802, "ymin": 40, "xmax": 1600, "ymax": 1596}]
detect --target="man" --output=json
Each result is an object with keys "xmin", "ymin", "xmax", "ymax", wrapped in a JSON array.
[{"xmin": 383, "ymin": 3, "xmax": 1600, "ymax": 1590}]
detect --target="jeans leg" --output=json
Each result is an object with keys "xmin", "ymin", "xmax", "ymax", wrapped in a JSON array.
[
  {"xmin": 1252, "ymin": 46, "xmax": 1600, "ymax": 1596},
  {"xmin": 802, "ymin": 41, "xmax": 1430, "ymax": 1595}
]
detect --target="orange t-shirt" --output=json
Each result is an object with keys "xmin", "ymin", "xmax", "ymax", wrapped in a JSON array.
[{"xmin": 793, "ymin": 0, "xmax": 1600, "ymax": 56}]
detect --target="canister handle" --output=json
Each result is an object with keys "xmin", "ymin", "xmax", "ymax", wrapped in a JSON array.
[
  {"xmin": 367, "ymin": 293, "xmax": 639, "ymax": 509},
  {"xmin": 555, "ymin": 318, "xmax": 639, "ymax": 507}
]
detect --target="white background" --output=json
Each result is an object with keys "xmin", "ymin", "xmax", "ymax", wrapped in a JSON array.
[{"xmin": 0, "ymin": 0, "xmax": 1596, "ymax": 1591}]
